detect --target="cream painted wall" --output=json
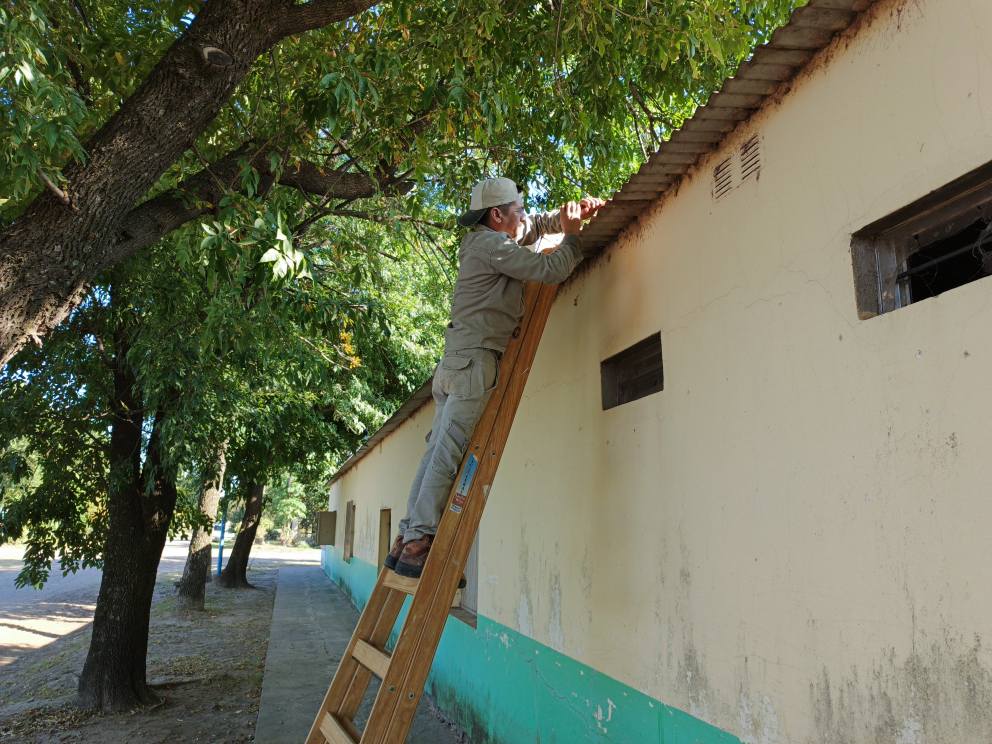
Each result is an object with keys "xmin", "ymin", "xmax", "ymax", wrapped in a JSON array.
[
  {"xmin": 330, "ymin": 0, "xmax": 992, "ymax": 740},
  {"xmin": 329, "ymin": 402, "xmax": 433, "ymax": 566},
  {"xmin": 483, "ymin": 0, "xmax": 992, "ymax": 741}
]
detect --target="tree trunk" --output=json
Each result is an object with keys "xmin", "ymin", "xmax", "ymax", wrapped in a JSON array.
[
  {"xmin": 0, "ymin": 0, "xmax": 375, "ymax": 366},
  {"xmin": 176, "ymin": 444, "xmax": 227, "ymax": 611},
  {"xmin": 218, "ymin": 482, "xmax": 265, "ymax": 589},
  {"xmin": 78, "ymin": 326, "xmax": 178, "ymax": 710}
]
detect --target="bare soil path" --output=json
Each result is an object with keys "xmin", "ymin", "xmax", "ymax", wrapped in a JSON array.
[{"xmin": 0, "ymin": 542, "xmax": 317, "ymax": 743}]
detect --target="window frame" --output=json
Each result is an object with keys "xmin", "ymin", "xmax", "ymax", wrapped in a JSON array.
[
  {"xmin": 852, "ymin": 161, "xmax": 992, "ymax": 318},
  {"xmin": 316, "ymin": 510, "xmax": 337, "ymax": 546}
]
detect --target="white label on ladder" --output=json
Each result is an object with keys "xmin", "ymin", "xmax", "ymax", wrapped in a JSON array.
[{"xmin": 450, "ymin": 454, "xmax": 478, "ymax": 512}]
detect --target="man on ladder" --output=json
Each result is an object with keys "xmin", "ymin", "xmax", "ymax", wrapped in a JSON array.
[
  {"xmin": 385, "ymin": 177, "xmax": 604, "ymax": 580},
  {"xmin": 306, "ymin": 178, "xmax": 605, "ymax": 744}
]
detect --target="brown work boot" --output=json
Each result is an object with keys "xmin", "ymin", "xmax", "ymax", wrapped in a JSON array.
[
  {"xmin": 383, "ymin": 534, "xmax": 405, "ymax": 570},
  {"xmin": 395, "ymin": 535, "xmax": 466, "ymax": 588},
  {"xmin": 395, "ymin": 534, "xmax": 433, "ymax": 578}
]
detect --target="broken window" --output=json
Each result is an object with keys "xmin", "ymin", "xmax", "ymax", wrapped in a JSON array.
[
  {"xmin": 852, "ymin": 162, "xmax": 992, "ymax": 318},
  {"xmin": 601, "ymin": 333, "xmax": 663, "ymax": 410}
]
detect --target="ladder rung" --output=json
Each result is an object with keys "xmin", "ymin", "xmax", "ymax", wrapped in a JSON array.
[
  {"xmin": 353, "ymin": 639, "xmax": 391, "ymax": 679},
  {"xmin": 319, "ymin": 712, "xmax": 357, "ymax": 744},
  {"xmin": 383, "ymin": 571, "xmax": 464, "ymax": 608},
  {"xmin": 383, "ymin": 570, "xmax": 419, "ymax": 595}
]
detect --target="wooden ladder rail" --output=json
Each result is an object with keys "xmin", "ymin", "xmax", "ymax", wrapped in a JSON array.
[{"xmin": 306, "ymin": 281, "xmax": 559, "ymax": 744}]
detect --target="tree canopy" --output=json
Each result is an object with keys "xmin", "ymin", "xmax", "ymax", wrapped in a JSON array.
[{"xmin": 0, "ymin": 0, "xmax": 799, "ymax": 364}]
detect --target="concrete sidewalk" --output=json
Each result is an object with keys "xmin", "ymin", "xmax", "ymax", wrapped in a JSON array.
[{"xmin": 255, "ymin": 565, "xmax": 467, "ymax": 744}]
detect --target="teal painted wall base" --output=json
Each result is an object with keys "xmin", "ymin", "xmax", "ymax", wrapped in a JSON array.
[{"xmin": 321, "ymin": 548, "xmax": 741, "ymax": 744}]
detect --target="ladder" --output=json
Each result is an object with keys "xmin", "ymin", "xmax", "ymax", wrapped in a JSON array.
[{"xmin": 306, "ymin": 281, "xmax": 560, "ymax": 744}]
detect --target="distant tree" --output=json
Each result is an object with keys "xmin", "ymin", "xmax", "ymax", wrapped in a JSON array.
[
  {"xmin": 176, "ymin": 443, "xmax": 227, "ymax": 611},
  {"xmin": 268, "ymin": 473, "xmax": 308, "ymax": 545},
  {"xmin": 218, "ymin": 480, "xmax": 266, "ymax": 588}
]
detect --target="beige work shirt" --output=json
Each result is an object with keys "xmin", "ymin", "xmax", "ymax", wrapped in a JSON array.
[{"xmin": 443, "ymin": 211, "xmax": 585, "ymax": 353}]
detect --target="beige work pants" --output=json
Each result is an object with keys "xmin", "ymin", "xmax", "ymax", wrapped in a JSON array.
[{"xmin": 399, "ymin": 348, "xmax": 499, "ymax": 541}]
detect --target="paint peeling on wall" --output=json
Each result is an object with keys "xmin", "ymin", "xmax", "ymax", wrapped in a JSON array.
[
  {"xmin": 737, "ymin": 687, "xmax": 782, "ymax": 744},
  {"xmin": 679, "ymin": 642, "xmax": 716, "ymax": 723}
]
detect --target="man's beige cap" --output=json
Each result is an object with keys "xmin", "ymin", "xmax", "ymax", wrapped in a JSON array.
[{"xmin": 458, "ymin": 177, "xmax": 521, "ymax": 227}]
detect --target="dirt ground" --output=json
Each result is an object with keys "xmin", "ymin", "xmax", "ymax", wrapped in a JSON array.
[{"xmin": 0, "ymin": 562, "xmax": 277, "ymax": 743}]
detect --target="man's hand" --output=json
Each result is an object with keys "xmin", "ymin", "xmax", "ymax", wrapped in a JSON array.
[
  {"xmin": 560, "ymin": 201, "xmax": 582, "ymax": 235},
  {"xmin": 579, "ymin": 197, "xmax": 606, "ymax": 220}
]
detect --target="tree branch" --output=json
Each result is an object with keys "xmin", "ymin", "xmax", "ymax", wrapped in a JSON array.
[
  {"xmin": 38, "ymin": 171, "xmax": 72, "ymax": 208},
  {"xmin": 0, "ymin": 0, "xmax": 379, "ymax": 366},
  {"xmin": 275, "ymin": 0, "xmax": 378, "ymax": 39},
  {"xmin": 71, "ymin": 0, "xmax": 95, "ymax": 34},
  {"xmin": 279, "ymin": 159, "xmax": 405, "ymax": 199},
  {"xmin": 114, "ymin": 146, "xmax": 409, "ymax": 258},
  {"xmin": 331, "ymin": 210, "xmax": 447, "ymax": 230}
]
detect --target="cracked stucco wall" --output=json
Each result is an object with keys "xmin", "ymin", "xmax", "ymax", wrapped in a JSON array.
[{"xmin": 328, "ymin": 0, "xmax": 992, "ymax": 740}]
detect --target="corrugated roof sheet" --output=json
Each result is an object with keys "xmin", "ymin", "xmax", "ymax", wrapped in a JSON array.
[{"xmin": 328, "ymin": 0, "xmax": 875, "ymax": 486}]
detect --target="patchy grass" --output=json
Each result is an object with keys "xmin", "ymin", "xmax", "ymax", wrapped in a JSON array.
[{"xmin": 0, "ymin": 569, "xmax": 276, "ymax": 743}]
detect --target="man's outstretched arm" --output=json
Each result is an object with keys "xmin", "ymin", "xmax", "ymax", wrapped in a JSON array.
[
  {"xmin": 516, "ymin": 197, "xmax": 606, "ymax": 245},
  {"xmin": 490, "ymin": 201, "xmax": 595, "ymax": 285}
]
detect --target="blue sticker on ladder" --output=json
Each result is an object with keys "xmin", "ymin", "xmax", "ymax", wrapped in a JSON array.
[{"xmin": 456, "ymin": 454, "xmax": 478, "ymax": 497}]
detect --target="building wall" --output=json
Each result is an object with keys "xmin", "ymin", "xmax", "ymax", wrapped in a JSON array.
[{"xmin": 325, "ymin": 0, "xmax": 992, "ymax": 741}]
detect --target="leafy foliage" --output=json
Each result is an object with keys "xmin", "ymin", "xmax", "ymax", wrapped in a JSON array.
[
  {"xmin": 0, "ymin": 211, "xmax": 449, "ymax": 585},
  {"xmin": 0, "ymin": 1, "xmax": 87, "ymax": 204},
  {"xmin": 0, "ymin": 304, "xmax": 111, "ymax": 587},
  {"xmin": 2, "ymin": 0, "xmax": 801, "ymax": 219},
  {"xmin": 0, "ymin": 0, "xmax": 803, "ymax": 585}
]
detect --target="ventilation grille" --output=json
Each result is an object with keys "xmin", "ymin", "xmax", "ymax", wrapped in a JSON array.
[
  {"xmin": 712, "ymin": 157, "xmax": 734, "ymax": 200},
  {"xmin": 712, "ymin": 134, "xmax": 762, "ymax": 201},
  {"xmin": 740, "ymin": 135, "xmax": 761, "ymax": 182}
]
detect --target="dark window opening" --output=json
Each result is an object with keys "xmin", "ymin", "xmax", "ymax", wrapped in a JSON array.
[
  {"xmin": 377, "ymin": 508, "xmax": 391, "ymax": 568},
  {"xmin": 852, "ymin": 161, "xmax": 992, "ymax": 318},
  {"xmin": 343, "ymin": 501, "xmax": 356, "ymax": 562},
  {"xmin": 601, "ymin": 333, "xmax": 663, "ymax": 410},
  {"xmin": 317, "ymin": 510, "xmax": 337, "ymax": 546},
  {"xmin": 902, "ymin": 219, "xmax": 992, "ymax": 302}
]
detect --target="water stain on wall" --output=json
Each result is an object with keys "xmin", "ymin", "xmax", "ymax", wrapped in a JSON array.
[
  {"xmin": 548, "ymin": 571, "xmax": 565, "ymax": 653},
  {"xmin": 808, "ymin": 630, "xmax": 992, "ymax": 743},
  {"xmin": 516, "ymin": 523, "xmax": 534, "ymax": 637}
]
